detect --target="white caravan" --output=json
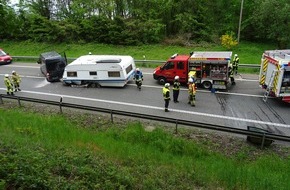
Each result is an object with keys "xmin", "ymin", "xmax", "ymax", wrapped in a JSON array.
[{"xmin": 62, "ymin": 55, "xmax": 136, "ymax": 87}]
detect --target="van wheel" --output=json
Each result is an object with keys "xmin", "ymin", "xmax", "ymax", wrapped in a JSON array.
[
  {"xmin": 158, "ymin": 77, "xmax": 166, "ymax": 85},
  {"xmin": 202, "ymin": 81, "xmax": 212, "ymax": 89}
]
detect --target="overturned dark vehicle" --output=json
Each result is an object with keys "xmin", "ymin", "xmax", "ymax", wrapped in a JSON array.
[{"xmin": 37, "ymin": 51, "xmax": 67, "ymax": 82}]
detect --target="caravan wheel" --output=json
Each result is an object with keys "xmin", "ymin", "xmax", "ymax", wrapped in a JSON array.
[{"xmin": 90, "ymin": 83, "xmax": 101, "ymax": 88}]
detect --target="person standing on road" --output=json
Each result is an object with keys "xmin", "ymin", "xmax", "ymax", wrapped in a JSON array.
[
  {"xmin": 4, "ymin": 74, "xmax": 14, "ymax": 95},
  {"xmin": 188, "ymin": 78, "xmax": 196, "ymax": 106},
  {"xmin": 229, "ymin": 63, "xmax": 235, "ymax": 85},
  {"xmin": 233, "ymin": 54, "xmax": 239, "ymax": 75},
  {"xmin": 11, "ymin": 70, "xmax": 21, "ymax": 91},
  {"xmin": 163, "ymin": 83, "xmax": 171, "ymax": 112},
  {"xmin": 173, "ymin": 76, "xmax": 180, "ymax": 103},
  {"xmin": 133, "ymin": 68, "xmax": 143, "ymax": 90}
]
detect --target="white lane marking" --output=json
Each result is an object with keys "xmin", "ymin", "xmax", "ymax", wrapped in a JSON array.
[
  {"xmin": 3, "ymin": 65, "xmax": 39, "ymax": 69},
  {"xmin": 1, "ymin": 89, "xmax": 288, "ymax": 128}
]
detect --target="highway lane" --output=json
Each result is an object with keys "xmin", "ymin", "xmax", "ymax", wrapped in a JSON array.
[{"xmin": 1, "ymin": 63, "xmax": 290, "ymax": 136}]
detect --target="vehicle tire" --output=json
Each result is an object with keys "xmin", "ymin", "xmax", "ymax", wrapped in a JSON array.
[
  {"xmin": 158, "ymin": 77, "xmax": 166, "ymax": 85},
  {"xmin": 90, "ymin": 83, "xmax": 101, "ymax": 88},
  {"xmin": 202, "ymin": 81, "xmax": 212, "ymax": 89}
]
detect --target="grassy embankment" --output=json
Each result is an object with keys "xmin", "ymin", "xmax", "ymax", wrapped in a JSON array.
[
  {"xmin": 1, "ymin": 41, "xmax": 276, "ymax": 73},
  {"xmin": 0, "ymin": 106, "xmax": 289, "ymax": 189}
]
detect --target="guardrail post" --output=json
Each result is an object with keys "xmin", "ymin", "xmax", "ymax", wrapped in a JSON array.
[
  {"xmin": 17, "ymin": 97, "xmax": 21, "ymax": 107},
  {"xmin": 59, "ymin": 97, "xmax": 63, "ymax": 114},
  {"xmin": 175, "ymin": 120, "xmax": 178, "ymax": 134},
  {"xmin": 110, "ymin": 110, "xmax": 114, "ymax": 123},
  {"xmin": 261, "ymin": 133, "xmax": 266, "ymax": 149},
  {"xmin": 0, "ymin": 94, "xmax": 3, "ymax": 104}
]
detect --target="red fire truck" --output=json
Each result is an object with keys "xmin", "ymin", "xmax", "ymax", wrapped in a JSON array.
[
  {"xmin": 153, "ymin": 51, "xmax": 232, "ymax": 89},
  {"xmin": 259, "ymin": 50, "xmax": 290, "ymax": 103}
]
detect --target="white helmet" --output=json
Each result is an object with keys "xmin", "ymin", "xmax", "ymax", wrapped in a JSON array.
[
  {"xmin": 5, "ymin": 74, "xmax": 9, "ymax": 77},
  {"xmin": 165, "ymin": 83, "xmax": 170, "ymax": 87},
  {"xmin": 234, "ymin": 54, "xmax": 238, "ymax": 57},
  {"xmin": 174, "ymin": 76, "xmax": 179, "ymax": 80},
  {"xmin": 136, "ymin": 68, "xmax": 140, "ymax": 71},
  {"xmin": 12, "ymin": 70, "xmax": 16, "ymax": 74},
  {"xmin": 188, "ymin": 78, "xmax": 193, "ymax": 83},
  {"xmin": 89, "ymin": 52, "xmax": 92, "ymax": 55}
]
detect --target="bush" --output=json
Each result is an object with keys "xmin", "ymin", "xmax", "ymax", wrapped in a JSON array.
[{"xmin": 220, "ymin": 32, "xmax": 238, "ymax": 50}]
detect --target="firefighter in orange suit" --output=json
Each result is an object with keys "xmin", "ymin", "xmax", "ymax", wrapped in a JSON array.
[{"xmin": 188, "ymin": 78, "xmax": 196, "ymax": 106}]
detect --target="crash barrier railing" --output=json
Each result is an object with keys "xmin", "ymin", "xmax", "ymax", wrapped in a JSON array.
[
  {"xmin": 1, "ymin": 94, "xmax": 289, "ymax": 148},
  {"xmin": 11, "ymin": 56, "xmax": 261, "ymax": 69}
]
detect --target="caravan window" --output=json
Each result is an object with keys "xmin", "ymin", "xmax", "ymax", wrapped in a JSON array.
[
  {"xmin": 67, "ymin": 71, "xmax": 77, "ymax": 77},
  {"xmin": 126, "ymin": 64, "xmax": 133, "ymax": 74},
  {"xmin": 108, "ymin": 71, "xmax": 121, "ymax": 77},
  {"xmin": 90, "ymin": 71, "xmax": 97, "ymax": 75}
]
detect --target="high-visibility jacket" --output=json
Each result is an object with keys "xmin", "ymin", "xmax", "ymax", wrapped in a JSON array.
[
  {"xmin": 12, "ymin": 74, "xmax": 21, "ymax": 84},
  {"xmin": 233, "ymin": 57, "xmax": 239, "ymax": 67},
  {"xmin": 188, "ymin": 83, "xmax": 196, "ymax": 95},
  {"xmin": 163, "ymin": 87, "xmax": 170, "ymax": 99},
  {"xmin": 4, "ymin": 77, "xmax": 12, "ymax": 87},
  {"xmin": 173, "ymin": 81, "xmax": 180, "ymax": 90}
]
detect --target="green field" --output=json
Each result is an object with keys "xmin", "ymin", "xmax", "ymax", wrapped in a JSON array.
[
  {"xmin": 1, "ymin": 41, "xmax": 276, "ymax": 64},
  {"xmin": 0, "ymin": 105, "xmax": 289, "ymax": 189}
]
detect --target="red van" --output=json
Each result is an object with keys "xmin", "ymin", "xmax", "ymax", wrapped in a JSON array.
[{"xmin": 0, "ymin": 49, "xmax": 12, "ymax": 64}]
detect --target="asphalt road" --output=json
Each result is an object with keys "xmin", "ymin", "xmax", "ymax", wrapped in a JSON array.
[{"xmin": 1, "ymin": 62, "xmax": 290, "ymax": 137}]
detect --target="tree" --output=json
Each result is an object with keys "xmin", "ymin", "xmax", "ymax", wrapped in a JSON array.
[{"xmin": 252, "ymin": 0, "xmax": 289, "ymax": 48}]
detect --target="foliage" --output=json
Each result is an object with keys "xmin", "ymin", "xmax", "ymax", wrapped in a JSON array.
[
  {"xmin": 1, "ymin": 0, "xmax": 288, "ymax": 47},
  {"xmin": 0, "ymin": 108, "xmax": 289, "ymax": 189},
  {"xmin": 220, "ymin": 32, "xmax": 238, "ymax": 50},
  {"xmin": 250, "ymin": 0, "xmax": 290, "ymax": 48}
]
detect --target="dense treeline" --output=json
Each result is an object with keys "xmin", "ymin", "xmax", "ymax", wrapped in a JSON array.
[{"xmin": 1, "ymin": 0, "xmax": 289, "ymax": 48}]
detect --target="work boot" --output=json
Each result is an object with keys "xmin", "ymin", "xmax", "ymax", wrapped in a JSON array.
[
  {"xmin": 11, "ymin": 92, "xmax": 14, "ymax": 96},
  {"xmin": 7, "ymin": 92, "xmax": 9, "ymax": 95},
  {"xmin": 18, "ymin": 88, "xmax": 21, "ymax": 91},
  {"xmin": 14, "ymin": 89, "xmax": 17, "ymax": 92},
  {"xmin": 165, "ymin": 109, "xmax": 169, "ymax": 112}
]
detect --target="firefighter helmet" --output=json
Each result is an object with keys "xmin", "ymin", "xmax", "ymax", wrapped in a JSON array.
[
  {"xmin": 174, "ymin": 76, "xmax": 179, "ymax": 80},
  {"xmin": 234, "ymin": 54, "xmax": 238, "ymax": 57},
  {"xmin": 136, "ymin": 68, "xmax": 140, "ymax": 71},
  {"xmin": 12, "ymin": 70, "xmax": 16, "ymax": 74},
  {"xmin": 5, "ymin": 74, "xmax": 9, "ymax": 77},
  {"xmin": 165, "ymin": 83, "xmax": 170, "ymax": 87},
  {"xmin": 188, "ymin": 78, "xmax": 194, "ymax": 83}
]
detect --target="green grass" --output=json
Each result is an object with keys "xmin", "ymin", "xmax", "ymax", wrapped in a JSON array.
[
  {"xmin": 1, "ymin": 40, "xmax": 276, "ymax": 64},
  {"xmin": 0, "ymin": 107, "xmax": 289, "ymax": 189}
]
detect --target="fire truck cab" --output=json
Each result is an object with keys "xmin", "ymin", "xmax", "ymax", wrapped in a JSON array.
[{"xmin": 153, "ymin": 51, "xmax": 232, "ymax": 89}]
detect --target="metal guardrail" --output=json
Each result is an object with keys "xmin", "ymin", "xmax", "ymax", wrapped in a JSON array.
[
  {"xmin": 11, "ymin": 56, "xmax": 261, "ymax": 69},
  {"xmin": 1, "ymin": 94, "xmax": 289, "ymax": 148}
]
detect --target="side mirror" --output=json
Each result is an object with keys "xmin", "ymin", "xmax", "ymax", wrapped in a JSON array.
[{"xmin": 37, "ymin": 59, "xmax": 41, "ymax": 64}]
